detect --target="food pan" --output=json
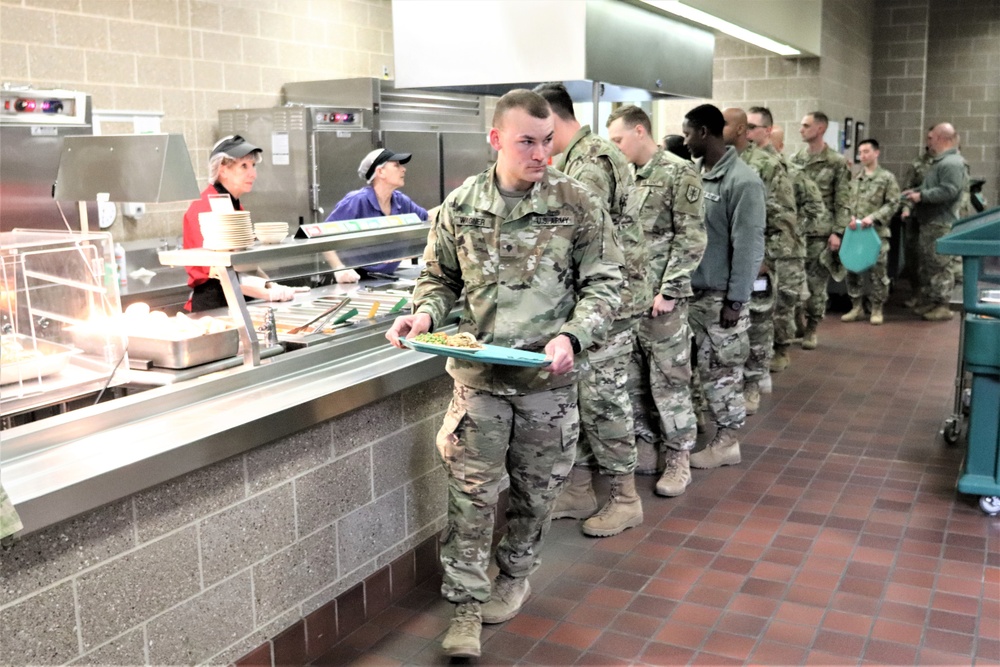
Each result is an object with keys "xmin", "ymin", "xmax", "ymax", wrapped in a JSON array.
[
  {"xmin": 0, "ymin": 335, "xmax": 80, "ymax": 386},
  {"xmin": 71, "ymin": 326, "xmax": 239, "ymax": 369}
]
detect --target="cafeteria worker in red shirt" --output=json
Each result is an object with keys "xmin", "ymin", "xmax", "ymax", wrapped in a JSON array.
[{"xmin": 182, "ymin": 135, "xmax": 303, "ymax": 312}]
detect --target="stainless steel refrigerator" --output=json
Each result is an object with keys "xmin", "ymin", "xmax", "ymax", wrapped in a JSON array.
[{"xmin": 218, "ymin": 78, "xmax": 492, "ymax": 231}]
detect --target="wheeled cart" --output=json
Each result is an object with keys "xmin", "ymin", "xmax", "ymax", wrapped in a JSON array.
[{"xmin": 937, "ymin": 208, "xmax": 1000, "ymax": 515}]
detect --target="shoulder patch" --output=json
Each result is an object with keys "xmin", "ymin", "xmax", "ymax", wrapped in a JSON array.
[{"xmin": 686, "ymin": 184, "xmax": 701, "ymax": 203}]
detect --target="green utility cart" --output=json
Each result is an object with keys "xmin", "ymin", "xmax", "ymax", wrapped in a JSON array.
[{"xmin": 937, "ymin": 207, "xmax": 1000, "ymax": 515}]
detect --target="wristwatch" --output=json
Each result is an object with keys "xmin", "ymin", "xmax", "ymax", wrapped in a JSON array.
[
  {"xmin": 726, "ymin": 300, "xmax": 744, "ymax": 311},
  {"xmin": 561, "ymin": 332, "xmax": 582, "ymax": 354}
]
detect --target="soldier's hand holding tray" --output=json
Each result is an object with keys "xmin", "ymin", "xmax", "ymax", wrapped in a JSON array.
[
  {"xmin": 386, "ymin": 312, "xmax": 432, "ymax": 349},
  {"xmin": 544, "ymin": 335, "xmax": 575, "ymax": 375}
]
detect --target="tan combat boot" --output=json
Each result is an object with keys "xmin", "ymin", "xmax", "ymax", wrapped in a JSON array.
[
  {"xmin": 482, "ymin": 574, "xmax": 531, "ymax": 624},
  {"xmin": 442, "ymin": 601, "xmax": 482, "ymax": 658},
  {"xmin": 801, "ymin": 327, "xmax": 818, "ymax": 350},
  {"xmin": 634, "ymin": 439, "xmax": 663, "ymax": 475},
  {"xmin": 869, "ymin": 304, "xmax": 884, "ymax": 325},
  {"xmin": 913, "ymin": 301, "xmax": 935, "ymax": 315},
  {"xmin": 770, "ymin": 347, "xmax": 790, "ymax": 372},
  {"xmin": 551, "ymin": 466, "xmax": 598, "ymax": 519},
  {"xmin": 689, "ymin": 428, "xmax": 741, "ymax": 469},
  {"xmin": 922, "ymin": 305, "xmax": 954, "ymax": 321},
  {"xmin": 841, "ymin": 300, "xmax": 865, "ymax": 322},
  {"xmin": 655, "ymin": 449, "xmax": 691, "ymax": 497},
  {"xmin": 582, "ymin": 473, "xmax": 643, "ymax": 537},
  {"xmin": 744, "ymin": 381, "xmax": 761, "ymax": 415}
]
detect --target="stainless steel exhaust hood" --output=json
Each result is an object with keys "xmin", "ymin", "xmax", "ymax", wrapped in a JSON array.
[{"xmin": 392, "ymin": 0, "xmax": 714, "ymax": 102}]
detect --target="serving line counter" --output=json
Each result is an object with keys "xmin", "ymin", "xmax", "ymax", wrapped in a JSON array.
[{"xmin": 2, "ymin": 222, "xmax": 456, "ymax": 534}]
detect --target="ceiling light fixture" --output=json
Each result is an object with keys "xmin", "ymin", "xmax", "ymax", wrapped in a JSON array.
[{"xmin": 640, "ymin": 0, "xmax": 802, "ymax": 56}]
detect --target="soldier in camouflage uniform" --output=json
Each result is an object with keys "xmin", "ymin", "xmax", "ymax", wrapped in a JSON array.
[
  {"xmin": 387, "ymin": 90, "xmax": 623, "ymax": 659},
  {"xmin": 681, "ymin": 105, "xmax": 766, "ymax": 472},
  {"xmin": 840, "ymin": 139, "xmax": 900, "ymax": 325},
  {"xmin": 902, "ymin": 122, "xmax": 968, "ymax": 321},
  {"xmin": 759, "ymin": 122, "xmax": 816, "ymax": 372},
  {"xmin": 901, "ymin": 145, "xmax": 933, "ymax": 296},
  {"xmin": 607, "ymin": 105, "xmax": 707, "ymax": 498},
  {"xmin": 0, "ymin": 483, "xmax": 23, "ymax": 541},
  {"xmin": 791, "ymin": 111, "xmax": 852, "ymax": 350},
  {"xmin": 724, "ymin": 108, "xmax": 799, "ymax": 414},
  {"xmin": 533, "ymin": 83, "xmax": 644, "ymax": 537}
]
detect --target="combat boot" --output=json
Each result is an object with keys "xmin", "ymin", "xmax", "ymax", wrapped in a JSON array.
[
  {"xmin": 655, "ymin": 449, "xmax": 691, "ymax": 497},
  {"xmin": 841, "ymin": 300, "xmax": 865, "ymax": 322},
  {"xmin": 634, "ymin": 439, "xmax": 662, "ymax": 475},
  {"xmin": 481, "ymin": 574, "xmax": 531, "ymax": 624},
  {"xmin": 913, "ymin": 302, "xmax": 935, "ymax": 315},
  {"xmin": 760, "ymin": 374, "xmax": 773, "ymax": 394},
  {"xmin": 770, "ymin": 347, "xmax": 790, "ymax": 372},
  {"xmin": 582, "ymin": 473, "xmax": 643, "ymax": 537},
  {"xmin": 690, "ymin": 428, "xmax": 741, "ymax": 469},
  {"xmin": 551, "ymin": 466, "xmax": 598, "ymax": 519},
  {"xmin": 922, "ymin": 305, "xmax": 954, "ymax": 321},
  {"xmin": 442, "ymin": 602, "xmax": 482, "ymax": 658},
  {"xmin": 744, "ymin": 381, "xmax": 761, "ymax": 415},
  {"xmin": 869, "ymin": 305, "xmax": 884, "ymax": 325},
  {"xmin": 801, "ymin": 327, "xmax": 818, "ymax": 350}
]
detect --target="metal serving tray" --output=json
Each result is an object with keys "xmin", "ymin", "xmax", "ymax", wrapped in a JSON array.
[
  {"xmin": 71, "ymin": 326, "xmax": 239, "ymax": 369},
  {"xmin": 0, "ymin": 336, "xmax": 80, "ymax": 386}
]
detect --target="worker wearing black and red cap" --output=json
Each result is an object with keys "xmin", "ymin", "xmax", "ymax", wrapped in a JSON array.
[
  {"xmin": 182, "ymin": 134, "xmax": 306, "ymax": 311},
  {"xmin": 323, "ymin": 148, "xmax": 428, "ymax": 283}
]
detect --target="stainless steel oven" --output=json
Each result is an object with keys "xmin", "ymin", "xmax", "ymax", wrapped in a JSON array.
[{"xmin": 0, "ymin": 85, "xmax": 95, "ymax": 232}]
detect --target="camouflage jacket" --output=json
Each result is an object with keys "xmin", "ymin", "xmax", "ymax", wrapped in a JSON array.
[
  {"xmin": 916, "ymin": 148, "xmax": 968, "ymax": 226},
  {"xmin": 791, "ymin": 144, "xmax": 852, "ymax": 236},
  {"xmin": 740, "ymin": 143, "xmax": 803, "ymax": 262},
  {"xmin": 556, "ymin": 125, "xmax": 642, "ymax": 326},
  {"xmin": 413, "ymin": 164, "xmax": 624, "ymax": 395},
  {"xmin": 847, "ymin": 166, "xmax": 901, "ymax": 238},
  {"xmin": 629, "ymin": 149, "xmax": 706, "ymax": 303},
  {"xmin": 785, "ymin": 162, "xmax": 831, "ymax": 240},
  {"xmin": 903, "ymin": 150, "xmax": 933, "ymax": 190}
]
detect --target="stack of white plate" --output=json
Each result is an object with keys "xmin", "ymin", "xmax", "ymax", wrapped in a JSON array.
[
  {"xmin": 199, "ymin": 211, "xmax": 254, "ymax": 251},
  {"xmin": 254, "ymin": 222, "xmax": 289, "ymax": 245}
]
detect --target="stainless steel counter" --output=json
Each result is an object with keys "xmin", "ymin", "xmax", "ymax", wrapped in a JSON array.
[{"xmin": 1, "ymin": 310, "xmax": 453, "ymax": 533}]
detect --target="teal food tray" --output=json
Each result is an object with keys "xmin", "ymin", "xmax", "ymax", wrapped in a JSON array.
[
  {"xmin": 840, "ymin": 225, "xmax": 881, "ymax": 273},
  {"xmin": 402, "ymin": 338, "xmax": 550, "ymax": 367}
]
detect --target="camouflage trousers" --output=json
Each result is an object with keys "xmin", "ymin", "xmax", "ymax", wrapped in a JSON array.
[
  {"xmin": 689, "ymin": 292, "xmax": 751, "ymax": 430},
  {"xmin": 917, "ymin": 221, "xmax": 955, "ymax": 307},
  {"xmin": 0, "ymin": 483, "xmax": 23, "ymax": 540},
  {"xmin": 632, "ymin": 301, "xmax": 697, "ymax": 454},
  {"xmin": 576, "ymin": 326, "xmax": 637, "ymax": 474},
  {"xmin": 437, "ymin": 382, "xmax": 578, "ymax": 603},
  {"xmin": 804, "ymin": 237, "xmax": 832, "ymax": 328},
  {"xmin": 846, "ymin": 237, "xmax": 891, "ymax": 306},
  {"xmin": 746, "ymin": 274, "xmax": 775, "ymax": 384},
  {"xmin": 773, "ymin": 258, "xmax": 806, "ymax": 348}
]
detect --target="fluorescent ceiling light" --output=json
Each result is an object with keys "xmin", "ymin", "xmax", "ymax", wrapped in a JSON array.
[{"xmin": 640, "ymin": 0, "xmax": 802, "ymax": 56}]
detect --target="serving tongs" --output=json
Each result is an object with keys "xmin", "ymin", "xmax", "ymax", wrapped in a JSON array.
[{"xmin": 286, "ymin": 297, "xmax": 351, "ymax": 335}]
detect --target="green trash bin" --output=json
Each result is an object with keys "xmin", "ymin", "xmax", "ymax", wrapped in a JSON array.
[{"xmin": 937, "ymin": 207, "xmax": 1000, "ymax": 515}]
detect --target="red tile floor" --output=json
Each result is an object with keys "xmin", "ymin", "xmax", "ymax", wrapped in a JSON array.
[{"xmin": 314, "ymin": 302, "xmax": 1000, "ymax": 666}]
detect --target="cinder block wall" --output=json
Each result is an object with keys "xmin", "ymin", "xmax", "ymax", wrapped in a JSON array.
[
  {"xmin": 0, "ymin": 376, "xmax": 452, "ymax": 666},
  {"xmin": 868, "ymin": 0, "xmax": 930, "ymax": 182},
  {"xmin": 653, "ymin": 0, "xmax": 874, "ymax": 159},
  {"xmin": 925, "ymin": 0, "xmax": 1000, "ymax": 205},
  {"xmin": 0, "ymin": 0, "xmax": 394, "ymax": 242}
]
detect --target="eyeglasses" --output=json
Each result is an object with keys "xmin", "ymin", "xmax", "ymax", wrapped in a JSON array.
[{"xmin": 746, "ymin": 123, "xmax": 758, "ymax": 130}]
